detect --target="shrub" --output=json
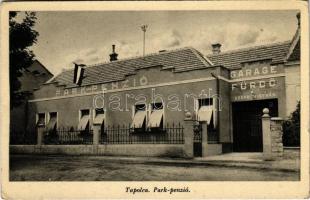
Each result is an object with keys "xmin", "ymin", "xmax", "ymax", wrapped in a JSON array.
[{"xmin": 282, "ymin": 101, "xmax": 300, "ymax": 147}]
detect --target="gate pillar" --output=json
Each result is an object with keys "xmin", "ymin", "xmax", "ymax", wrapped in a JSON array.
[
  {"xmin": 183, "ymin": 112, "xmax": 194, "ymax": 158},
  {"xmin": 201, "ymin": 122, "xmax": 208, "ymax": 157},
  {"xmin": 262, "ymin": 108, "xmax": 272, "ymax": 160},
  {"xmin": 37, "ymin": 126, "xmax": 45, "ymax": 146},
  {"xmin": 92, "ymin": 124, "xmax": 101, "ymax": 145}
]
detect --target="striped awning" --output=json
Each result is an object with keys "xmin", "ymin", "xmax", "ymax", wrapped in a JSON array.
[
  {"xmin": 148, "ymin": 109, "xmax": 164, "ymax": 128},
  {"xmin": 78, "ymin": 115, "xmax": 89, "ymax": 130},
  {"xmin": 93, "ymin": 113, "xmax": 105, "ymax": 125},
  {"xmin": 131, "ymin": 111, "xmax": 147, "ymax": 128},
  {"xmin": 36, "ymin": 114, "xmax": 45, "ymax": 126},
  {"xmin": 197, "ymin": 105, "xmax": 213, "ymax": 125},
  {"xmin": 47, "ymin": 116, "xmax": 57, "ymax": 130}
]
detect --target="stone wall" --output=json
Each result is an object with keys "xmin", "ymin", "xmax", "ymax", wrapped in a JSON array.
[
  {"xmin": 262, "ymin": 108, "xmax": 284, "ymax": 160},
  {"xmin": 10, "ymin": 144, "xmax": 185, "ymax": 157},
  {"xmin": 270, "ymin": 118, "xmax": 284, "ymax": 157}
]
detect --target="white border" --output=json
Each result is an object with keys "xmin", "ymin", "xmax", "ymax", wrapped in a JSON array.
[{"xmin": 1, "ymin": 1, "xmax": 308, "ymax": 199}]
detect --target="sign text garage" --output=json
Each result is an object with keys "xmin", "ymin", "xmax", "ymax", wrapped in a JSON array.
[{"xmin": 230, "ymin": 64, "xmax": 284, "ymax": 101}]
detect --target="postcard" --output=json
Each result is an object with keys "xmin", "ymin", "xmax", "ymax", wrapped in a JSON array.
[{"xmin": 1, "ymin": 1, "xmax": 309, "ymax": 199}]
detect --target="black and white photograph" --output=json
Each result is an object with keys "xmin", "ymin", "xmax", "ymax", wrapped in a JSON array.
[{"xmin": 1, "ymin": 1, "xmax": 309, "ymax": 199}]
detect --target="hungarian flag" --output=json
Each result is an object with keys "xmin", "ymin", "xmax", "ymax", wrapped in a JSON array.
[{"xmin": 73, "ymin": 63, "xmax": 85, "ymax": 85}]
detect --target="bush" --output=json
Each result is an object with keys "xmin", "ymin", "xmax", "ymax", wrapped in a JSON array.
[{"xmin": 282, "ymin": 101, "xmax": 300, "ymax": 147}]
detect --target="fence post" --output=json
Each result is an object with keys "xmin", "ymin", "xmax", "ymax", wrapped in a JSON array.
[
  {"xmin": 262, "ymin": 108, "xmax": 272, "ymax": 160},
  {"xmin": 37, "ymin": 126, "xmax": 45, "ymax": 145},
  {"xmin": 183, "ymin": 112, "xmax": 194, "ymax": 158},
  {"xmin": 201, "ymin": 121, "xmax": 208, "ymax": 157}
]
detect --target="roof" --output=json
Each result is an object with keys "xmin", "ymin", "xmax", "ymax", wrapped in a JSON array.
[
  {"xmin": 286, "ymin": 26, "xmax": 300, "ymax": 62},
  {"xmin": 18, "ymin": 59, "xmax": 54, "ymax": 92},
  {"xmin": 32, "ymin": 59, "xmax": 54, "ymax": 77},
  {"xmin": 50, "ymin": 40, "xmax": 297, "ymax": 88},
  {"xmin": 50, "ymin": 47, "xmax": 213, "ymax": 88},
  {"xmin": 206, "ymin": 41, "xmax": 292, "ymax": 69}
]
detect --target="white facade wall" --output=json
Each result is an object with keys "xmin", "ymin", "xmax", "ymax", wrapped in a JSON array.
[{"xmin": 285, "ymin": 63, "xmax": 300, "ymax": 117}]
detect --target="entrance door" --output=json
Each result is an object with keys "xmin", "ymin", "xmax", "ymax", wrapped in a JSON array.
[{"xmin": 232, "ymin": 99, "xmax": 278, "ymax": 152}]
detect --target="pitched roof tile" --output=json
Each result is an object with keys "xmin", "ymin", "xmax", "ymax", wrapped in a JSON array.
[
  {"xmin": 51, "ymin": 47, "xmax": 213, "ymax": 88},
  {"xmin": 206, "ymin": 41, "xmax": 291, "ymax": 69},
  {"xmin": 50, "ymin": 41, "xmax": 293, "ymax": 88}
]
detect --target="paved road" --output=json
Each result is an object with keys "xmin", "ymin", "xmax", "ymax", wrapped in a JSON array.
[{"xmin": 9, "ymin": 155, "xmax": 299, "ymax": 181}]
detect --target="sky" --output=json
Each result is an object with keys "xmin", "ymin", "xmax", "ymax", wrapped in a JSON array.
[{"xmin": 18, "ymin": 10, "xmax": 299, "ymax": 76}]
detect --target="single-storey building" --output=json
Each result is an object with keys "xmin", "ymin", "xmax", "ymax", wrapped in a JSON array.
[{"xmin": 25, "ymin": 15, "xmax": 300, "ymax": 156}]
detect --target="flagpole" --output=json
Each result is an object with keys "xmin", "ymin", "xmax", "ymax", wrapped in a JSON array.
[{"xmin": 141, "ymin": 25, "xmax": 148, "ymax": 57}]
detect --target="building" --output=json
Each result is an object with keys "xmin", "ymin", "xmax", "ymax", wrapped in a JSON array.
[
  {"xmin": 10, "ymin": 60, "xmax": 53, "ymax": 134},
  {"xmin": 25, "ymin": 16, "xmax": 300, "ymax": 156}
]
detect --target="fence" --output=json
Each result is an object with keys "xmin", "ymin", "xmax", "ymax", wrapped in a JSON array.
[
  {"xmin": 193, "ymin": 123, "xmax": 219, "ymax": 143},
  {"xmin": 43, "ymin": 128, "xmax": 93, "ymax": 145},
  {"xmin": 10, "ymin": 131, "xmax": 37, "ymax": 145},
  {"xmin": 100, "ymin": 123, "xmax": 184, "ymax": 144}
]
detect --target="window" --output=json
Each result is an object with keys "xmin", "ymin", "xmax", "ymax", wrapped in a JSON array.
[
  {"xmin": 197, "ymin": 98, "xmax": 214, "ymax": 126},
  {"xmin": 148, "ymin": 102, "xmax": 164, "ymax": 128},
  {"xmin": 131, "ymin": 104, "xmax": 147, "ymax": 129},
  {"xmin": 78, "ymin": 109, "xmax": 90, "ymax": 130},
  {"xmin": 36, "ymin": 113, "xmax": 46, "ymax": 126},
  {"xmin": 47, "ymin": 112, "xmax": 57, "ymax": 130},
  {"xmin": 93, "ymin": 108, "xmax": 105, "ymax": 125}
]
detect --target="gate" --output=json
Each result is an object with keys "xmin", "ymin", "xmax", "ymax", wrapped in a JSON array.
[{"xmin": 193, "ymin": 122, "xmax": 202, "ymax": 157}]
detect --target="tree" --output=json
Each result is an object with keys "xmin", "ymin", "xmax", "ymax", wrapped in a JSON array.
[
  {"xmin": 283, "ymin": 101, "xmax": 300, "ymax": 147},
  {"xmin": 9, "ymin": 11, "xmax": 39, "ymax": 108}
]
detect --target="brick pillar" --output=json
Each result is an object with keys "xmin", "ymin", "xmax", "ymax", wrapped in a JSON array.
[
  {"xmin": 92, "ymin": 125, "xmax": 101, "ymax": 145},
  {"xmin": 37, "ymin": 126, "xmax": 45, "ymax": 145},
  {"xmin": 262, "ymin": 108, "xmax": 272, "ymax": 160},
  {"xmin": 270, "ymin": 117, "xmax": 284, "ymax": 157},
  {"xmin": 183, "ymin": 112, "xmax": 194, "ymax": 158},
  {"xmin": 201, "ymin": 122, "xmax": 208, "ymax": 157}
]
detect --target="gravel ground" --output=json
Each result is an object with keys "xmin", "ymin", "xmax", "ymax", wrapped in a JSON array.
[{"xmin": 9, "ymin": 154, "xmax": 299, "ymax": 181}]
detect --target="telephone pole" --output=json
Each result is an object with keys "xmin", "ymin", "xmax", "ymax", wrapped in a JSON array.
[{"xmin": 141, "ymin": 25, "xmax": 148, "ymax": 56}]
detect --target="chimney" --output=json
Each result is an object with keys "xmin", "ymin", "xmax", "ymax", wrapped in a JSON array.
[
  {"xmin": 73, "ymin": 63, "xmax": 86, "ymax": 86},
  {"xmin": 109, "ymin": 44, "xmax": 118, "ymax": 61},
  {"xmin": 212, "ymin": 43, "xmax": 222, "ymax": 54}
]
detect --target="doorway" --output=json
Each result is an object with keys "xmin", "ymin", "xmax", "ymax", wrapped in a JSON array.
[{"xmin": 232, "ymin": 99, "xmax": 278, "ymax": 152}]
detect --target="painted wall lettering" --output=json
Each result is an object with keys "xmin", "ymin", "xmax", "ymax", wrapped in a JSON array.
[
  {"xmin": 54, "ymin": 76, "xmax": 149, "ymax": 97},
  {"xmin": 230, "ymin": 65, "xmax": 278, "ymax": 79},
  {"xmin": 231, "ymin": 78, "xmax": 277, "ymax": 91}
]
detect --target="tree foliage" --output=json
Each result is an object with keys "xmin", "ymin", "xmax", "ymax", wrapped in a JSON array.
[
  {"xmin": 283, "ymin": 101, "xmax": 300, "ymax": 147},
  {"xmin": 9, "ymin": 11, "xmax": 39, "ymax": 108}
]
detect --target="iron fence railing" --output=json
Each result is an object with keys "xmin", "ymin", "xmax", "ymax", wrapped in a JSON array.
[
  {"xmin": 43, "ymin": 128, "xmax": 93, "ymax": 145},
  {"xmin": 10, "ymin": 122, "xmax": 218, "ymax": 145},
  {"xmin": 100, "ymin": 123, "xmax": 184, "ymax": 144}
]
